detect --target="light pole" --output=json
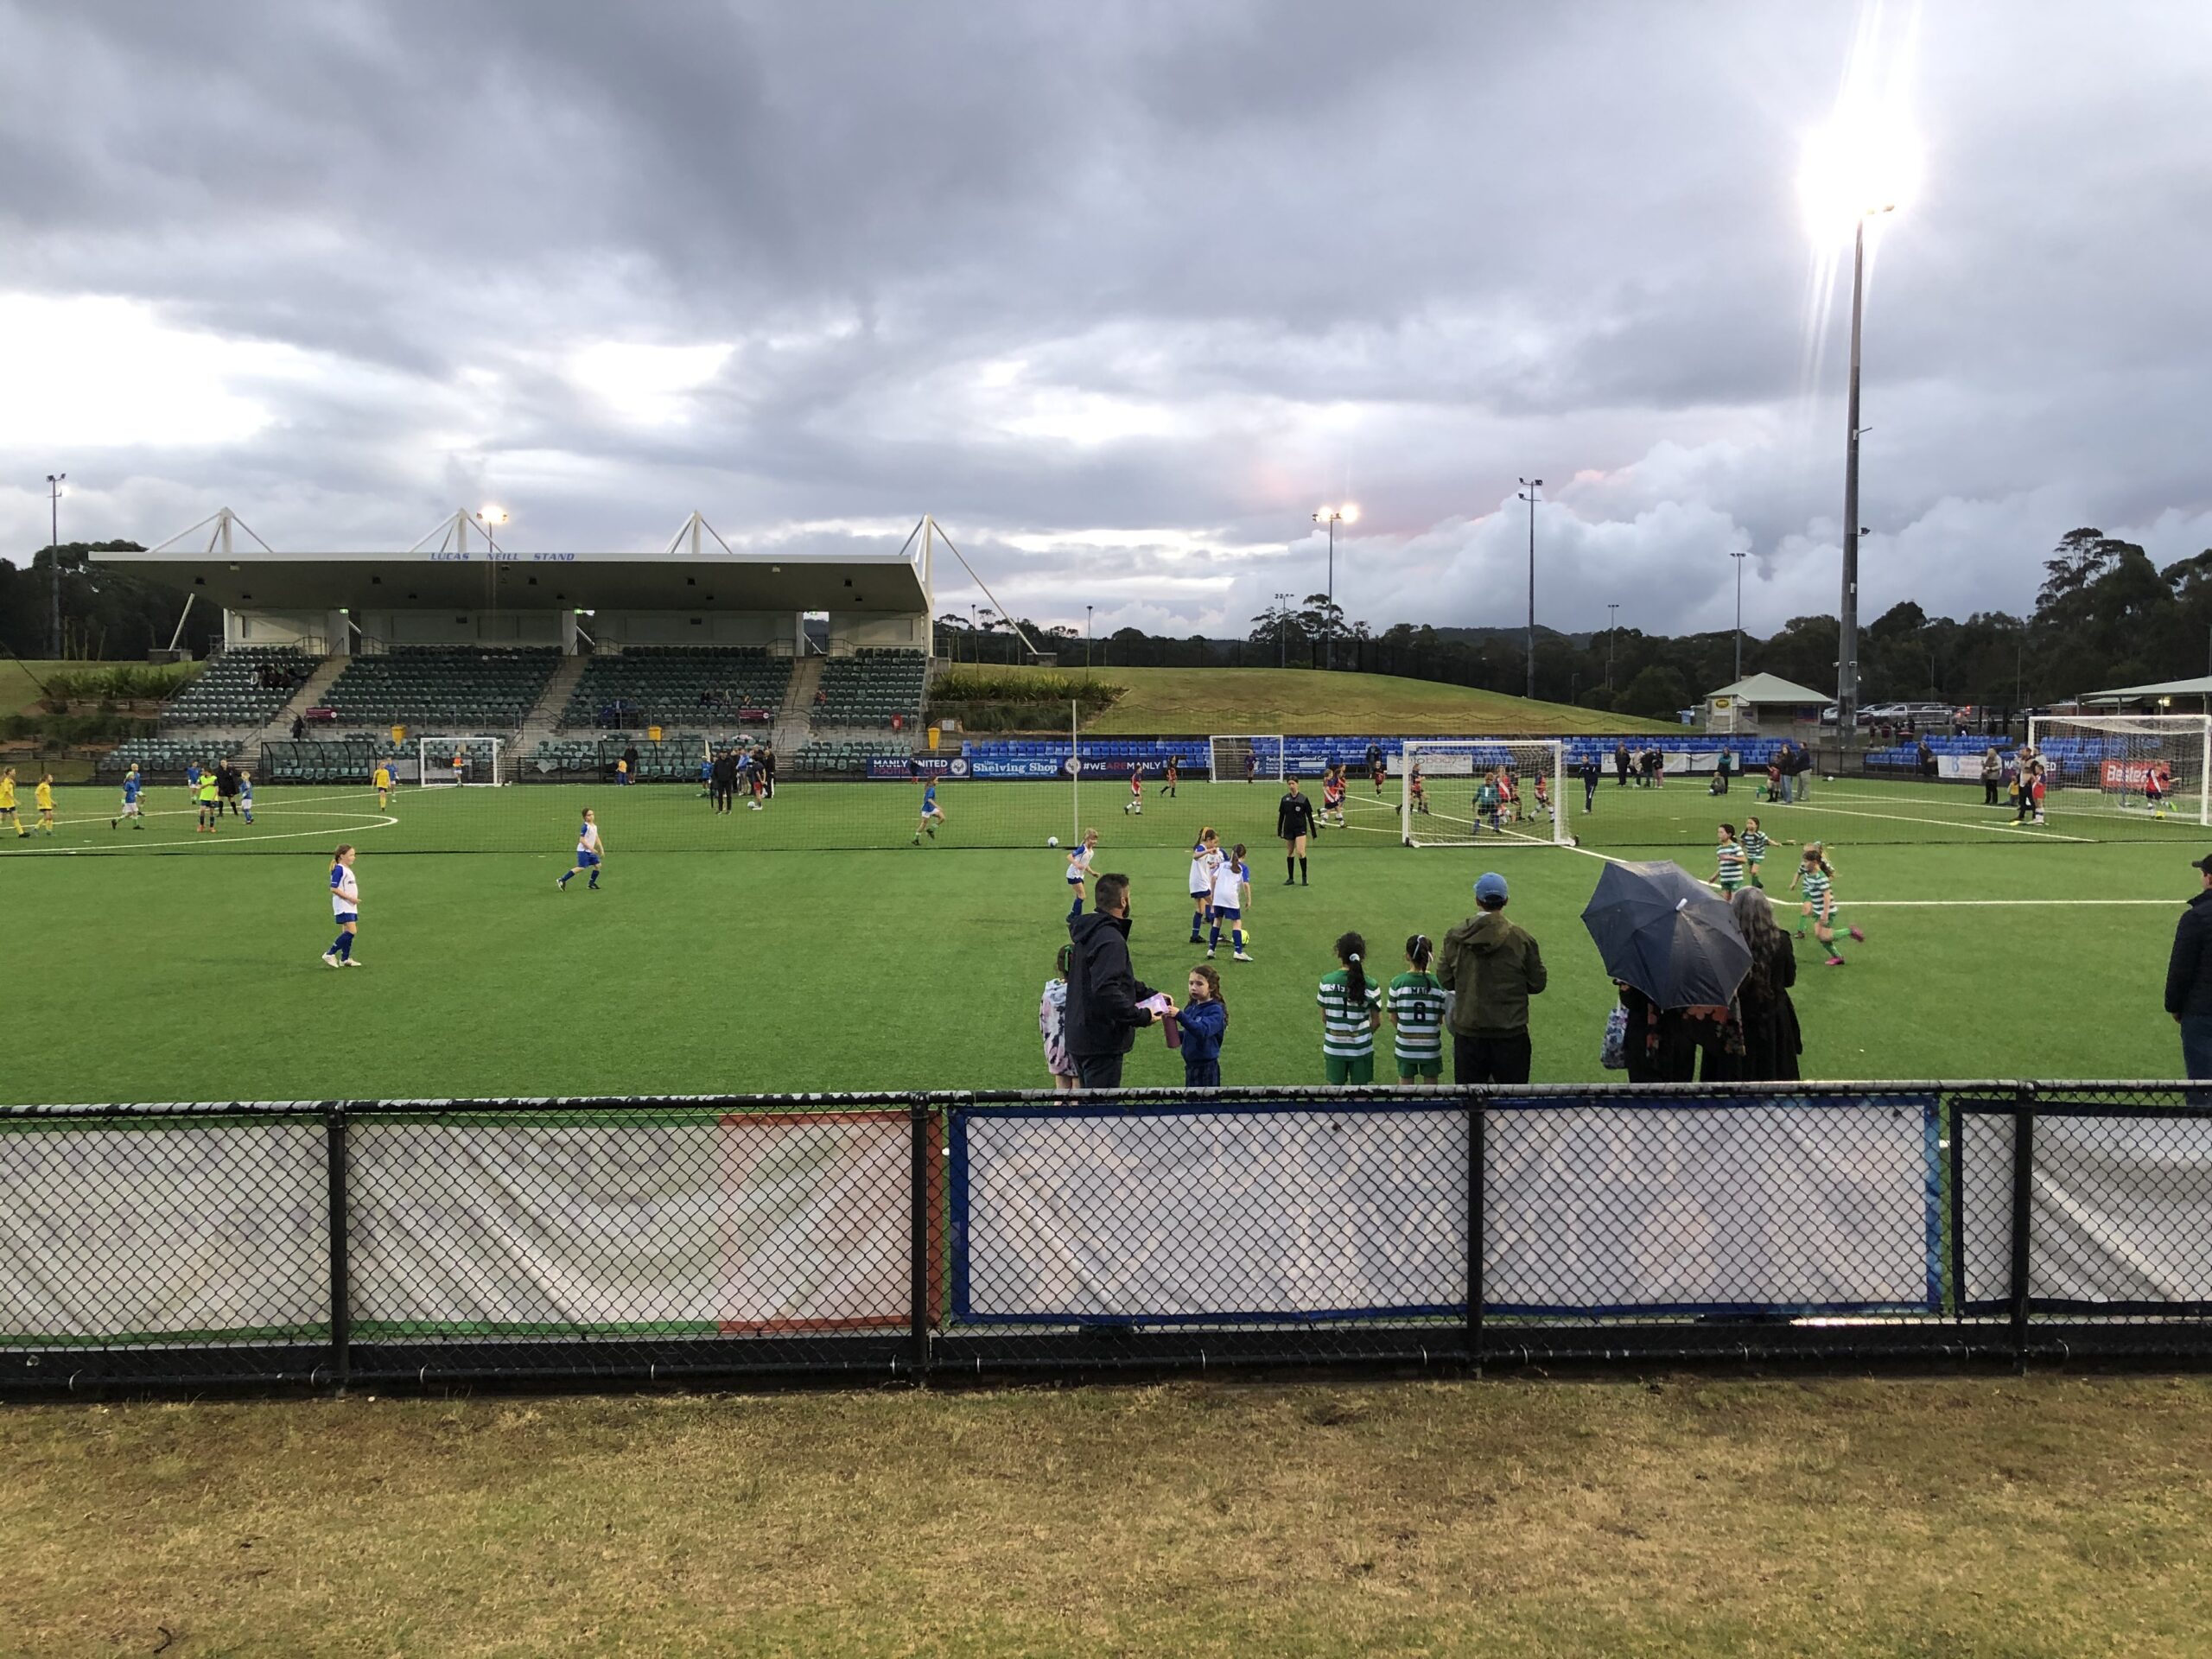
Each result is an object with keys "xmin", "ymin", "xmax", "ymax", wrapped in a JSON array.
[
  {"xmin": 1606, "ymin": 602, "xmax": 1619, "ymax": 689},
  {"xmin": 1085, "ymin": 604, "xmax": 1093, "ymax": 676},
  {"xmin": 474, "ymin": 505, "xmax": 507, "ymax": 638},
  {"xmin": 1313, "ymin": 504, "xmax": 1357, "ymax": 671},
  {"xmin": 1836, "ymin": 205, "xmax": 1895, "ymax": 743},
  {"xmin": 46, "ymin": 473, "xmax": 65, "ymax": 658},
  {"xmin": 1274, "ymin": 590, "xmax": 1294, "ymax": 668},
  {"xmin": 1518, "ymin": 479, "xmax": 1541, "ymax": 700},
  {"xmin": 1731, "ymin": 548, "xmax": 1749, "ymax": 679}
]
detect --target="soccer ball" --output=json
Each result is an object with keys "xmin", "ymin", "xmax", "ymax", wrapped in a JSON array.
[{"xmin": 1048, "ymin": 836, "xmax": 1059, "ymax": 848}]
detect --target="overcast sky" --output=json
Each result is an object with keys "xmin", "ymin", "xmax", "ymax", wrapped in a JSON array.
[{"xmin": 3, "ymin": 1, "xmax": 2209, "ymax": 640}]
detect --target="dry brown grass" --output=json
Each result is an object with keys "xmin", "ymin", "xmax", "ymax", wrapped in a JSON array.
[{"xmin": 4, "ymin": 1377, "xmax": 2211, "ymax": 1656}]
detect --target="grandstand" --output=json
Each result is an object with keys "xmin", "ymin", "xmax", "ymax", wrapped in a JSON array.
[
  {"xmin": 812, "ymin": 649, "xmax": 927, "ymax": 729},
  {"xmin": 156, "ymin": 645, "xmax": 313, "ymax": 727},
  {"xmin": 92, "ymin": 505, "xmax": 944, "ymax": 777},
  {"xmin": 561, "ymin": 647, "xmax": 791, "ymax": 730}
]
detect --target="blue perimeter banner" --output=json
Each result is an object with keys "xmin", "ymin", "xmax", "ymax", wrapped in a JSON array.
[{"xmin": 947, "ymin": 1096, "xmax": 1940, "ymax": 1324}]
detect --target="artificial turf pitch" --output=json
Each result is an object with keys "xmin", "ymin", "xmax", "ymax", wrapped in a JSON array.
[{"xmin": 2, "ymin": 776, "xmax": 2196, "ymax": 1103}]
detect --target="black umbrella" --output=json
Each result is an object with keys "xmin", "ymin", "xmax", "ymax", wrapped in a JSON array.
[{"xmin": 1580, "ymin": 859, "xmax": 1752, "ymax": 1008}]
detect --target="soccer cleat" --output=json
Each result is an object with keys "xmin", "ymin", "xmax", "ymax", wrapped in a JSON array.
[
  {"xmin": 1824, "ymin": 956, "xmax": 1846, "ymax": 967},
  {"xmin": 1205, "ymin": 948, "xmax": 1216, "ymax": 959},
  {"xmin": 342, "ymin": 957, "xmax": 362, "ymax": 967},
  {"xmin": 321, "ymin": 952, "xmax": 340, "ymax": 968},
  {"xmin": 1282, "ymin": 877, "xmax": 1296, "ymax": 886},
  {"xmin": 1848, "ymin": 927, "xmax": 1865, "ymax": 943},
  {"xmin": 926, "ymin": 826, "xmax": 936, "ymax": 838},
  {"xmin": 911, "ymin": 835, "xmax": 921, "ymax": 846},
  {"xmin": 557, "ymin": 876, "xmax": 569, "ymax": 888},
  {"xmin": 111, "ymin": 819, "xmax": 118, "ymax": 829},
  {"xmin": 1233, "ymin": 950, "xmax": 1255, "ymax": 962}
]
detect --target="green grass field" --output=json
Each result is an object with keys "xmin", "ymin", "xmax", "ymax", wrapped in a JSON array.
[
  {"xmin": 0, "ymin": 771, "xmax": 2196, "ymax": 1103},
  {"xmin": 6, "ymin": 1378, "xmax": 2210, "ymax": 1656},
  {"xmin": 1002, "ymin": 664, "xmax": 1679, "ymax": 734}
]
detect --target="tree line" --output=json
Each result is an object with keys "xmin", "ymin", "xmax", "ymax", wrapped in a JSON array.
[
  {"xmin": 938, "ymin": 529, "xmax": 2212, "ymax": 719},
  {"xmin": 0, "ymin": 543, "xmax": 220, "ymax": 662}
]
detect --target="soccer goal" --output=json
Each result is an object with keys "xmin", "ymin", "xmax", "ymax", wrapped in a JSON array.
[
  {"xmin": 418, "ymin": 735, "xmax": 505, "ymax": 788},
  {"xmin": 2028, "ymin": 713, "xmax": 2210, "ymax": 825},
  {"xmin": 1209, "ymin": 734, "xmax": 1284, "ymax": 784},
  {"xmin": 1400, "ymin": 739, "xmax": 1570, "ymax": 848}
]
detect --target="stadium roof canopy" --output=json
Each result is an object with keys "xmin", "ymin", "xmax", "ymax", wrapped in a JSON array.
[
  {"xmin": 92, "ymin": 509, "xmax": 934, "ymax": 614},
  {"xmin": 2081, "ymin": 676, "xmax": 2212, "ymax": 703},
  {"xmin": 1704, "ymin": 672, "xmax": 1830, "ymax": 705}
]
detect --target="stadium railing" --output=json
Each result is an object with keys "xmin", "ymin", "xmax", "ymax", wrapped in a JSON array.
[{"xmin": 3, "ymin": 1081, "xmax": 2209, "ymax": 1398}]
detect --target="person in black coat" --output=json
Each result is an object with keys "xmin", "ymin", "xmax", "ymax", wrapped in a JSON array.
[
  {"xmin": 1065, "ymin": 874, "xmax": 1166, "ymax": 1090},
  {"xmin": 1614, "ymin": 741, "xmax": 1631, "ymax": 787},
  {"xmin": 1729, "ymin": 887, "xmax": 1802, "ymax": 1082},
  {"xmin": 2166, "ymin": 855, "xmax": 2212, "ymax": 1079},
  {"xmin": 1617, "ymin": 983, "xmax": 1696, "ymax": 1083},
  {"xmin": 1276, "ymin": 777, "xmax": 1317, "ymax": 886}
]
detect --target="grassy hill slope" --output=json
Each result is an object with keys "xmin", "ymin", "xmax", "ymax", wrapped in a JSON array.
[{"xmin": 984, "ymin": 665, "xmax": 1674, "ymax": 734}]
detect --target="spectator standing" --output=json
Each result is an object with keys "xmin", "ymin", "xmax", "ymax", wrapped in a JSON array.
[
  {"xmin": 1437, "ymin": 872, "xmax": 1548, "ymax": 1084},
  {"xmin": 759, "ymin": 741, "xmax": 777, "ymax": 800},
  {"xmin": 1614, "ymin": 741, "xmax": 1630, "ymax": 787},
  {"xmin": 1039, "ymin": 944, "xmax": 1077, "ymax": 1095},
  {"xmin": 1729, "ymin": 887, "xmax": 1802, "ymax": 1081},
  {"xmin": 290, "ymin": 713, "xmax": 306, "ymax": 741},
  {"xmin": 1065, "ymin": 872, "xmax": 1166, "ymax": 1090},
  {"xmin": 622, "ymin": 742, "xmax": 640, "ymax": 785},
  {"xmin": 1980, "ymin": 747, "xmax": 2003, "ymax": 806},
  {"xmin": 1616, "ymin": 983, "xmax": 1695, "ymax": 1083},
  {"xmin": 2165, "ymin": 856, "xmax": 2212, "ymax": 1080},
  {"xmin": 1916, "ymin": 737, "xmax": 1936, "ymax": 779}
]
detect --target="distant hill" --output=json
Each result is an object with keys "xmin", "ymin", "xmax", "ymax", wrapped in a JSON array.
[{"xmin": 980, "ymin": 665, "xmax": 1675, "ymax": 735}]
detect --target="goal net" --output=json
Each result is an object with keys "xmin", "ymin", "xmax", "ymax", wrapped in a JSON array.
[
  {"xmin": 1401, "ymin": 740, "xmax": 1570, "ymax": 848},
  {"xmin": 1210, "ymin": 734, "xmax": 1284, "ymax": 784},
  {"xmin": 2028, "ymin": 714, "xmax": 2209, "ymax": 826},
  {"xmin": 418, "ymin": 735, "xmax": 505, "ymax": 788}
]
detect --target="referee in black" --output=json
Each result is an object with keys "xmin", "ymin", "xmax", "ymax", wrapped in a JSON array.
[
  {"xmin": 1277, "ymin": 774, "xmax": 1317, "ymax": 886},
  {"xmin": 709, "ymin": 746, "xmax": 736, "ymax": 814}
]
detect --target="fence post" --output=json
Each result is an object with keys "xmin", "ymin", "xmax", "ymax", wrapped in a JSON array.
[
  {"xmin": 326, "ymin": 1104, "xmax": 352, "ymax": 1395},
  {"xmin": 2008, "ymin": 1085, "xmax": 2035, "ymax": 1372},
  {"xmin": 909, "ymin": 1096, "xmax": 933, "ymax": 1387},
  {"xmin": 1465, "ymin": 1096, "xmax": 1484, "ymax": 1372}
]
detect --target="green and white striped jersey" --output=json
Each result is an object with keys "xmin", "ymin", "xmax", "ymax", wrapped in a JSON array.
[
  {"xmin": 1317, "ymin": 969, "xmax": 1382, "ymax": 1058},
  {"xmin": 1386, "ymin": 971, "xmax": 1448, "ymax": 1062},
  {"xmin": 1716, "ymin": 840, "xmax": 1745, "ymax": 885},
  {"xmin": 1796, "ymin": 864, "xmax": 1834, "ymax": 908}
]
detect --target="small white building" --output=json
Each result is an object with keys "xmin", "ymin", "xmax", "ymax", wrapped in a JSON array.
[{"xmin": 1703, "ymin": 672, "xmax": 1830, "ymax": 734}]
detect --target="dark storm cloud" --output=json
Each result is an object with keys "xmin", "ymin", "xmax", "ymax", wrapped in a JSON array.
[{"xmin": 3, "ymin": 0, "xmax": 2209, "ymax": 643}]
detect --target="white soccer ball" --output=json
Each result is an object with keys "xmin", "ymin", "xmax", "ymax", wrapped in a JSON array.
[{"xmin": 1048, "ymin": 836, "xmax": 1059, "ymax": 847}]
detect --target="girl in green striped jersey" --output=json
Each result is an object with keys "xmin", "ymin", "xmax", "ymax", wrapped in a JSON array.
[
  {"xmin": 1317, "ymin": 931, "xmax": 1383, "ymax": 1084},
  {"xmin": 1386, "ymin": 934, "xmax": 1449, "ymax": 1084},
  {"xmin": 1714, "ymin": 823, "xmax": 1746, "ymax": 893},
  {"xmin": 1795, "ymin": 842, "xmax": 1866, "ymax": 966},
  {"xmin": 1741, "ymin": 816, "xmax": 1769, "ymax": 888}
]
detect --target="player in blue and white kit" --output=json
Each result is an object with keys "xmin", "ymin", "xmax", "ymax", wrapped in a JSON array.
[
  {"xmin": 1188, "ymin": 827, "xmax": 1222, "ymax": 944},
  {"xmin": 1208, "ymin": 841, "xmax": 1254, "ymax": 963},
  {"xmin": 238, "ymin": 770, "xmax": 254, "ymax": 825},
  {"xmin": 557, "ymin": 808, "xmax": 605, "ymax": 890},
  {"xmin": 112, "ymin": 764, "xmax": 144, "ymax": 830},
  {"xmin": 1065, "ymin": 827, "xmax": 1098, "ymax": 924},
  {"xmin": 322, "ymin": 844, "xmax": 361, "ymax": 967},
  {"xmin": 912, "ymin": 779, "xmax": 945, "ymax": 844}
]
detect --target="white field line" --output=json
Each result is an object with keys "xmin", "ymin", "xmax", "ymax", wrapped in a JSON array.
[{"xmin": 3, "ymin": 803, "xmax": 399, "ymax": 855}]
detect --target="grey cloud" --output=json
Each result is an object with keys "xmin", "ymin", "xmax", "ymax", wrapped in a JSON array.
[{"xmin": 3, "ymin": 0, "xmax": 2209, "ymax": 643}]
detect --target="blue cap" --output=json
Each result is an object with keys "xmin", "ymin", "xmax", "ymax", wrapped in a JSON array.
[{"xmin": 1474, "ymin": 872, "xmax": 1509, "ymax": 904}]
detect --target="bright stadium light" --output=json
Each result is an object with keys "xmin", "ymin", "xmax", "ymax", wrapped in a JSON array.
[{"xmin": 1797, "ymin": 111, "xmax": 1917, "ymax": 244}]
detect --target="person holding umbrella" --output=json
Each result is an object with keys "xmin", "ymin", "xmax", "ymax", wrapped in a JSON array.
[
  {"xmin": 1581, "ymin": 859, "xmax": 1753, "ymax": 1084},
  {"xmin": 1437, "ymin": 873, "xmax": 1548, "ymax": 1084}
]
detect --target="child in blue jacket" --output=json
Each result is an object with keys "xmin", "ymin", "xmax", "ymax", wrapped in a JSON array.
[{"xmin": 1176, "ymin": 963, "xmax": 1228, "ymax": 1088}]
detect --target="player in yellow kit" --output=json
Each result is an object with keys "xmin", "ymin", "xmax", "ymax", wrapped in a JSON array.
[
  {"xmin": 34, "ymin": 772, "xmax": 57, "ymax": 836},
  {"xmin": 0, "ymin": 767, "xmax": 19, "ymax": 838},
  {"xmin": 373, "ymin": 760, "xmax": 393, "ymax": 810}
]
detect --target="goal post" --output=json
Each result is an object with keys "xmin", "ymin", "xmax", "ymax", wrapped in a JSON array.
[
  {"xmin": 1400, "ymin": 739, "xmax": 1570, "ymax": 848},
  {"xmin": 2028, "ymin": 713, "xmax": 2210, "ymax": 826},
  {"xmin": 418, "ymin": 735, "xmax": 505, "ymax": 788},
  {"xmin": 1209, "ymin": 734, "xmax": 1284, "ymax": 784}
]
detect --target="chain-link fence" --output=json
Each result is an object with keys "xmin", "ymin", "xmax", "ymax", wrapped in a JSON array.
[{"xmin": 3, "ymin": 1084, "xmax": 2209, "ymax": 1395}]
